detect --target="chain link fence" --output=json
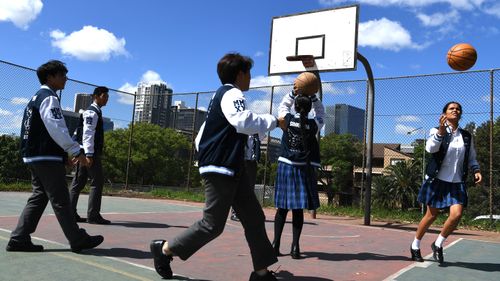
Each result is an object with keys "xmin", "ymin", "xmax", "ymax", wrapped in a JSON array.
[{"xmin": 1, "ymin": 59, "xmax": 498, "ymax": 215}]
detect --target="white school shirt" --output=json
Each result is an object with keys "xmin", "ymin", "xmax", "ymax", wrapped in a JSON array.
[{"xmin": 426, "ymin": 126, "xmax": 479, "ymax": 183}]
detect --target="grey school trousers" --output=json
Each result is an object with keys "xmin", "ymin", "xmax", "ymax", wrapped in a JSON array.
[
  {"xmin": 10, "ymin": 162, "xmax": 87, "ymax": 246},
  {"xmin": 69, "ymin": 155, "xmax": 105, "ymax": 219},
  {"xmin": 168, "ymin": 166, "xmax": 277, "ymax": 271}
]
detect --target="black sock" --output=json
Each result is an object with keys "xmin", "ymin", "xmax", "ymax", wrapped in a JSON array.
[
  {"xmin": 292, "ymin": 209, "xmax": 304, "ymax": 247},
  {"xmin": 273, "ymin": 208, "xmax": 288, "ymax": 245}
]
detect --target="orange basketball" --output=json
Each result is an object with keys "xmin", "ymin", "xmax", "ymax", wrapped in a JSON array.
[
  {"xmin": 294, "ymin": 72, "xmax": 319, "ymax": 96},
  {"xmin": 447, "ymin": 43, "xmax": 477, "ymax": 71}
]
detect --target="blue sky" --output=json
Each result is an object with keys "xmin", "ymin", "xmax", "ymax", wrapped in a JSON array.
[
  {"xmin": 1, "ymin": 0, "xmax": 499, "ymax": 92},
  {"xmin": 1, "ymin": 0, "xmax": 499, "ymax": 139}
]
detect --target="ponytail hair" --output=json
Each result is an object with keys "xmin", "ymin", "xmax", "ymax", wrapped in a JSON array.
[{"xmin": 294, "ymin": 94, "xmax": 313, "ymax": 157}]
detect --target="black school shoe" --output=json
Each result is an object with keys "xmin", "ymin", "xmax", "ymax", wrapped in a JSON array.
[
  {"xmin": 410, "ymin": 246, "xmax": 424, "ymax": 262},
  {"xmin": 431, "ymin": 242, "xmax": 444, "ymax": 264},
  {"xmin": 87, "ymin": 216, "xmax": 111, "ymax": 225},
  {"xmin": 75, "ymin": 213, "xmax": 87, "ymax": 223},
  {"xmin": 150, "ymin": 240, "xmax": 173, "ymax": 279},
  {"xmin": 249, "ymin": 270, "xmax": 278, "ymax": 281},
  {"xmin": 6, "ymin": 240, "xmax": 44, "ymax": 252},
  {"xmin": 71, "ymin": 235, "xmax": 104, "ymax": 253}
]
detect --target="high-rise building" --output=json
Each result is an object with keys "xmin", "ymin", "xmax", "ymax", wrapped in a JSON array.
[
  {"xmin": 170, "ymin": 101, "xmax": 206, "ymax": 133},
  {"xmin": 134, "ymin": 82, "xmax": 172, "ymax": 127},
  {"xmin": 74, "ymin": 93, "xmax": 92, "ymax": 112},
  {"xmin": 324, "ymin": 104, "xmax": 365, "ymax": 140}
]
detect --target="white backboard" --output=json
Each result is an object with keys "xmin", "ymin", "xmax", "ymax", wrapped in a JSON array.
[{"xmin": 268, "ymin": 5, "xmax": 359, "ymax": 75}]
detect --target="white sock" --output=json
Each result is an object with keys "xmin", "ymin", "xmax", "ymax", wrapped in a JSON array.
[
  {"xmin": 435, "ymin": 234, "xmax": 446, "ymax": 248},
  {"xmin": 411, "ymin": 238, "xmax": 421, "ymax": 250}
]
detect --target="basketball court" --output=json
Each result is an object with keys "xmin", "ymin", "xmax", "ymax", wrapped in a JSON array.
[
  {"xmin": 1, "ymin": 192, "xmax": 499, "ymax": 281},
  {"xmin": 1, "ymin": 4, "xmax": 495, "ymax": 281}
]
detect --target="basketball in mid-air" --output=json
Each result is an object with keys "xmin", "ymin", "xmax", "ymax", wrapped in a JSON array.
[
  {"xmin": 447, "ymin": 43, "xmax": 477, "ymax": 71},
  {"xmin": 294, "ymin": 72, "xmax": 319, "ymax": 96}
]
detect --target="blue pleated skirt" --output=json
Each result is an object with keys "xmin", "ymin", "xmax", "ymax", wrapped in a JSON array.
[
  {"xmin": 274, "ymin": 162, "xmax": 320, "ymax": 210},
  {"xmin": 417, "ymin": 178, "xmax": 468, "ymax": 209}
]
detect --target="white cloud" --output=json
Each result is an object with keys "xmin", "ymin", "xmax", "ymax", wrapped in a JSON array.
[
  {"xmin": 254, "ymin": 51, "xmax": 265, "ymax": 58},
  {"xmin": 117, "ymin": 82, "xmax": 136, "ymax": 105},
  {"xmin": 359, "ymin": 18, "xmax": 423, "ymax": 51},
  {"xmin": 0, "ymin": 114, "xmax": 23, "ymax": 130},
  {"xmin": 395, "ymin": 124, "xmax": 423, "ymax": 135},
  {"xmin": 250, "ymin": 75, "xmax": 294, "ymax": 87},
  {"xmin": 417, "ymin": 10, "xmax": 460, "ymax": 27},
  {"xmin": 319, "ymin": 0, "xmax": 483, "ymax": 10},
  {"xmin": 396, "ymin": 115, "xmax": 421, "ymax": 122},
  {"xmin": 140, "ymin": 70, "xmax": 167, "ymax": 85},
  {"xmin": 11, "ymin": 97, "xmax": 29, "ymax": 105},
  {"xmin": 0, "ymin": 109, "xmax": 13, "ymax": 116},
  {"xmin": 50, "ymin": 25, "xmax": 128, "ymax": 61},
  {"xmin": 0, "ymin": 0, "xmax": 42, "ymax": 30},
  {"xmin": 481, "ymin": 1, "xmax": 500, "ymax": 18}
]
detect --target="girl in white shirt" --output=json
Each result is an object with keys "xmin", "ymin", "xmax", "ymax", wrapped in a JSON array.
[{"xmin": 410, "ymin": 101, "xmax": 482, "ymax": 264}]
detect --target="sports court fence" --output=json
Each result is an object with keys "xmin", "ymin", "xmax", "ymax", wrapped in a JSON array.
[{"xmin": 0, "ymin": 59, "xmax": 498, "ymax": 215}]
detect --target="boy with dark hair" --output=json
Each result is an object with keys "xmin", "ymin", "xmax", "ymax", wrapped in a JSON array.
[
  {"xmin": 150, "ymin": 53, "xmax": 281, "ymax": 281},
  {"xmin": 70, "ymin": 86, "xmax": 110, "ymax": 224},
  {"xmin": 6, "ymin": 60, "xmax": 103, "ymax": 253}
]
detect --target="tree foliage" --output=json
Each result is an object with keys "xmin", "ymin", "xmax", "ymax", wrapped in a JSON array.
[
  {"xmin": 0, "ymin": 135, "xmax": 30, "ymax": 182},
  {"xmin": 103, "ymin": 123, "xmax": 191, "ymax": 186},
  {"xmin": 372, "ymin": 160, "xmax": 421, "ymax": 211},
  {"xmin": 319, "ymin": 133, "xmax": 363, "ymax": 205},
  {"xmin": 464, "ymin": 118, "xmax": 500, "ymax": 216}
]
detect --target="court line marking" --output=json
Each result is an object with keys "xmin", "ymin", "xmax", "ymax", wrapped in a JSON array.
[
  {"xmin": 382, "ymin": 238, "xmax": 463, "ymax": 281},
  {"xmin": 0, "ymin": 228, "xmax": 190, "ymax": 280}
]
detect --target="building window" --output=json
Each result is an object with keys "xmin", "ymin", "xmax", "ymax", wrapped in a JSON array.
[{"xmin": 390, "ymin": 158, "xmax": 404, "ymax": 166}]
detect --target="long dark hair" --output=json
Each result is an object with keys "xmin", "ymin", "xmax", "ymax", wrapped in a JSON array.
[{"xmin": 294, "ymin": 94, "xmax": 312, "ymax": 156}]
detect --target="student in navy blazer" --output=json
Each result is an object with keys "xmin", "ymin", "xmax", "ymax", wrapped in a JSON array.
[{"xmin": 150, "ymin": 53, "xmax": 282, "ymax": 281}]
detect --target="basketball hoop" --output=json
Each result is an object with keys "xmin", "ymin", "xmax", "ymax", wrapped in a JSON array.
[{"xmin": 286, "ymin": 55, "xmax": 315, "ymax": 68}]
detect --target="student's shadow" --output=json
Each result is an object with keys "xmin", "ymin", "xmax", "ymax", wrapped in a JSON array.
[
  {"xmin": 110, "ymin": 221, "xmax": 188, "ymax": 229},
  {"xmin": 439, "ymin": 261, "xmax": 500, "ymax": 271},
  {"xmin": 79, "ymin": 247, "xmax": 153, "ymax": 259},
  {"xmin": 305, "ymin": 251, "xmax": 409, "ymax": 262},
  {"xmin": 44, "ymin": 247, "xmax": 152, "ymax": 259},
  {"xmin": 169, "ymin": 277, "xmax": 210, "ymax": 281},
  {"xmin": 275, "ymin": 270, "xmax": 333, "ymax": 281}
]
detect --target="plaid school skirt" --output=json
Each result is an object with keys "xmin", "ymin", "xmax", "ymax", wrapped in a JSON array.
[
  {"xmin": 274, "ymin": 162, "xmax": 320, "ymax": 210},
  {"xmin": 417, "ymin": 178, "xmax": 468, "ymax": 209}
]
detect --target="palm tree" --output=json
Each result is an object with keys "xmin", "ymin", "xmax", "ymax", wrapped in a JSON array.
[
  {"xmin": 372, "ymin": 175, "xmax": 395, "ymax": 209},
  {"xmin": 384, "ymin": 160, "xmax": 421, "ymax": 211}
]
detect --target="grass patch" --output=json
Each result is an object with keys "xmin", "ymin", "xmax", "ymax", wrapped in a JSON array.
[
  {"xmin": 318, "ymin": 205, "xmax": 500, "ymax": 232},
  {"xmin": 149, "ymin": 188, "xmax": 205, "ymax": 202}
]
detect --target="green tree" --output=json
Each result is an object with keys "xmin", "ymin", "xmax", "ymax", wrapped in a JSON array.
[
  {"xmin": 319, "ymin": 133, "xmax": 363, "ymax": 205},
  {"xmin": 465, "ymin": 118, "xmax": 500, "ymax": 216},
  {"xmin": 372, "ymin": 175, "xmax": 395, "ymax": 209},
  {"xmin": 383, "ymin": 160, "xmax": 421, "ymax": 211},
  {"xmin": 0, "ymin": 135, "xmax": 30, "ymax": 182},
  {"xmin": 103, "ymin": 123, "xmax": 190, "ymax": 186}
]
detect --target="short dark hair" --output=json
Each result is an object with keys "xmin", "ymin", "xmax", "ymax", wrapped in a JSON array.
[
  {"xmin": 217, "ymin": 53, "xmax": 253, "ymax": 84},
  {"xmin": 93, "ymin": 86, "xmax": 109, "ymax": 98},
  {"xmin": 36, "ymin": 60, "xmax": 68, "ymax": 85},
  {"xmin": 442, "ymin": 101, "xmax": 462, "ymax": 113}
]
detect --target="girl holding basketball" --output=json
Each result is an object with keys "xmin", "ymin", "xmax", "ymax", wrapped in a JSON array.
[
  {"xmin": 272, "ymin": 77, "xmax": 324, "ymax": 259},
  {"xmin": 410, "ymin": 101, "xmax": 482, "ymax": 264}
]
